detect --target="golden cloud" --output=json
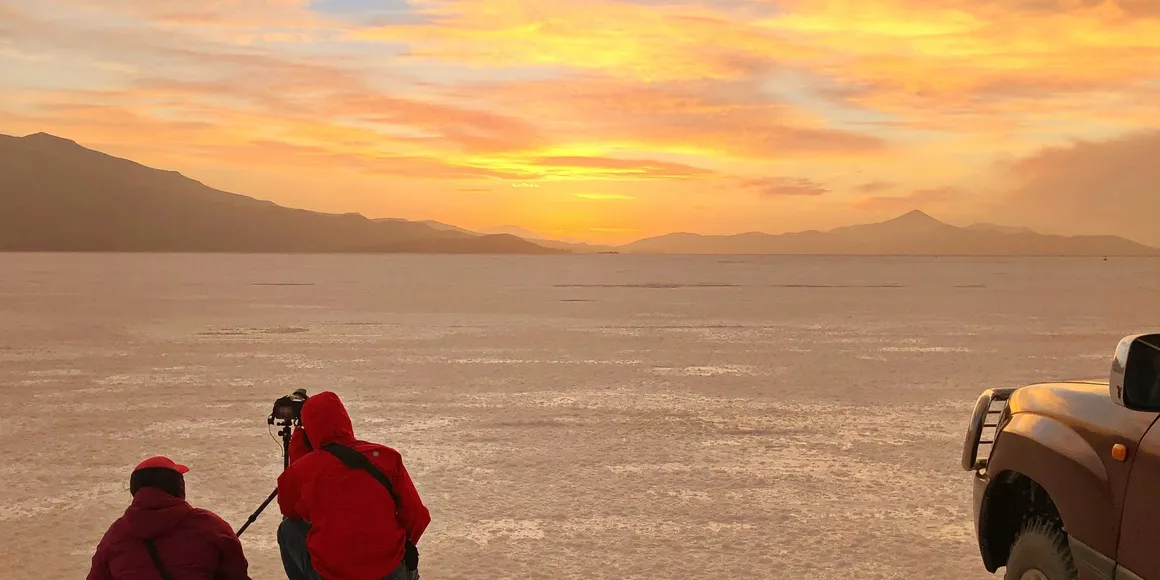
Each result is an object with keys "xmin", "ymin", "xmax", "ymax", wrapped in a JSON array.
[
  {"xmin": 530, "ymin": 156, "xmax": 718, "ymax": 178},
  {"xmin": 406, "ymin": 0, "xmax": 1152, "ymax": 125},
  {"xmin": 576, "ymin": 193, "xmax": 635, "ymax": 200},
  {"xmin": 765, "ymin": 0, "xmax": 1160, "ymax": 120},
  {"xmin": 855, "ymin": 181, "xmax": 896, "ymax": 194},
  {"xmin": 51, "ymin": 0, "xmax": 328, "ymax": 30},
  {"xmin": 448, "ymin": 78, "xmax": 888, "ymax": 161},
  {"xmin": 742, "ymin": 177, "xmax": 831, "ymax": 197},
  {"xmin": 850, "ymin": 186, "xmax": 966, "ymax": 211},
  {"xmin": 353, "ymin": 0, "xmax": 801, "ymax": 81}
]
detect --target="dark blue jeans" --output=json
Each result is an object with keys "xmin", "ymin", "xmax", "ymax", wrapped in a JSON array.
[{"xmin": 278, "ymin": 518, "xmax": 412, "ymax": 580}]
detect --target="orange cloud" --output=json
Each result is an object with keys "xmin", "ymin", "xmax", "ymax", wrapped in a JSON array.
[
  {"xmin": 449, "ymin": 78, "xmax": 888, "ymax": 161},
  {"xmin": 576, "ymin": 193, "xmax": 634, "ymax": 200},
  {"xmin": 994, "ymin": 130, "xmax": 1160, "ymax": 246},
  {"xmin": 851, "ymin": 186, "xmax": 966, "ymax": 211},
  {"xmin": 189, "ymin": 141, "xmax": 536, "ymax": 180},
  {"xmin": 0, "ymin": 94, "xmax": 534, "ymax": 181},
  {"xmin": 326, "ymin": 92, "xmax": 548, "ymax": 154},
  {"xmin": 51, "ymin": 0, "xmax": 329, "ymax": 31},
  {"xmin": 354, "ymin": 0, "xmax": 800, "ymax": 81},
  {"xmin": 347, "ymin": 0, "xmax": 1160, "ymax": 162},
  {"xmin": 530, "ymin": 156, "xmax": 718, "ymax": 179},
  {"xmin": 765, "ymin": 0, "xmax": 1160, "ymax": 123},
  {"xmin": 856, "ymin": 181, "xmax": 896, "ymax": 194},
  {"xmin": 353, "ymin": 0, "xmax": 1160, "ymax": 122},
  {"xmin": 743, "ymin": 177, "xmax": 830, "ymax": 197}
]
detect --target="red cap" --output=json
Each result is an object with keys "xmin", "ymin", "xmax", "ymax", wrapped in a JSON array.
[{"xmin": 133, "ymin": 456, "xmax": 190, "ymax": 475}]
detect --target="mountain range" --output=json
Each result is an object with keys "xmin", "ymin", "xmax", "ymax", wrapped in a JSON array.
[
  {"xmin": 375, "ymin": 220, "xmax": 614, "ymax": 253},
  {"xmin": 619, "ymin": 210, "xmax": 1159, "ymax": 256},
  {"xmin": 2, "ymin": 132, "xmax": 1157, "ymax": 257},
  {"xmin": 0, "ymin": 133, "xmax": 560, "ymax": 254}
]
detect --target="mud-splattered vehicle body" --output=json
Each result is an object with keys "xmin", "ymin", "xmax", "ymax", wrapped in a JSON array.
[{"xmin": 962, "ymin": 333, "xmax": 1160, "ymax": 580}]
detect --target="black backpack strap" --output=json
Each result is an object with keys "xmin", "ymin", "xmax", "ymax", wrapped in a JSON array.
[
  {"xmin": 321, "ymin": 443, "xmax": 400, "ymax": 505},
  {"xmin": 322, "ymin": 443, "xmax": 419, "ymax": 571},
  {"xmin": 143, "ymin": 538, "xmax": 174, "ymax": 580}
]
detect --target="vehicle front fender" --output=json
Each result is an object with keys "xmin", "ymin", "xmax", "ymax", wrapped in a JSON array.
[{"xmin": 986, "ymin": 413, "xmax": 1116, "ymax": 556}]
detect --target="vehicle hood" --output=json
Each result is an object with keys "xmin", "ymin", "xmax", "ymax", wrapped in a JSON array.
[{"xmin": 1007, "ymin": 380, "xmax": 1157, "ymax": 440}]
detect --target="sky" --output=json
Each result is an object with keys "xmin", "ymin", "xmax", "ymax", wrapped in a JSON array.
[{"xmin": 1, "ymin": 0, "xmax": 1158, "ymax": 245}]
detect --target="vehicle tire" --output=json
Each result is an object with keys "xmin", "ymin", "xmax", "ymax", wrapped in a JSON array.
[{"xmin": 1003, "ymin": 517, "xmax": 1078, "ymax": 580}]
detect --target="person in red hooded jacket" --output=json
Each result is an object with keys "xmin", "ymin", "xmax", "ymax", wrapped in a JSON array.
[
  {"xmin": 277, "ymin": 391, "xmax": 430, "ymax": 580},
  {"xmin": 87, "ymin": 456, "xmax": 251, "ymax": 580}
]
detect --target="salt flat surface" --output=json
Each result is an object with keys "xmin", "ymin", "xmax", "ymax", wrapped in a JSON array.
[{"xmin": 1, "ymin": 254, "xmax": 1157, "ymax": 580}]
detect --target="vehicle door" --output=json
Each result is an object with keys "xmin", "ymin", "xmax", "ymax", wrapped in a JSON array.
[{"xmin": 1114, "ymin": 413, "xmax": 1160, "ymax": 579}]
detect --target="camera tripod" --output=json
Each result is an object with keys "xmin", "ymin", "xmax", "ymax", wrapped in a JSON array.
[{"xmin": 235, "ymin": 416, "xmax": 296, "ymax": 537}]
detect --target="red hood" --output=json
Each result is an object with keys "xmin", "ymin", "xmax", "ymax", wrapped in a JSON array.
[
  {"xmin": 123, "ymin": 487, "xmax": 194, "ymax": 540},
  {"xmin": 302, "ymin": 391, "xmax": 356, "ymax": 447}
]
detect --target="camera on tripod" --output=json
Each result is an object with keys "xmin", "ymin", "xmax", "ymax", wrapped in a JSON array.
[
  {"xmin": 270, "ymin": 388, "xmax": 308, "ymax": 424},
  {"xmin": 237, "ymin": 388, "xmax": 310, "ymax": 537}
]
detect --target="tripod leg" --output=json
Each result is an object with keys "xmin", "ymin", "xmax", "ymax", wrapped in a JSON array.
[
  {"xmin": 236, "ymin": 488, "xmax": 278, "ymax": 537},
  {"xmin": 237, "ymin": 418, "xmax": 296, "ymax": 537}
]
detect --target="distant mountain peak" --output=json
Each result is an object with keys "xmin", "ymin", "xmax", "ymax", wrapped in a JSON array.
[
  {"xmin": 826, "ymin": 208, "xmax": 951, "ymax": 238},
  {"xmin": 892, "ymin": 209, "xmax": 944, "ymax": 224},
  {"xmin": 22, "ymin": 132, "xmax": 78, "ymax": 146}
]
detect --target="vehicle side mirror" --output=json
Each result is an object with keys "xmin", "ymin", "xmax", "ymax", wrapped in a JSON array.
[{"xmin": 1110, "ymin": 333, "xmax": 1160, "ymax": 411}]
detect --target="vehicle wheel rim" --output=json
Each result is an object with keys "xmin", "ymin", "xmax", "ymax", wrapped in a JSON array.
[{"xmin": 1019, "ymin": 570, "xmax": 1049, "ymax": 580}]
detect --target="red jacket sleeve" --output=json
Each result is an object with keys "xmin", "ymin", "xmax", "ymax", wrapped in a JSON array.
[
  {"xmin": 279, "ymin": 427, "xmax": 311, "ymax": 520},
  {"xmin": 389, "ymin": 454, "xmax": 431, "ymax": 543},
  {"xmin": 85, "ymin": 531, "xmax": 114, "ymax": 580},
  {"xmin": 288, "ymin": 426, "xmax": 311, "ymax": 465},
  {"xmin": 277, "ymin": 464, "xmax": 306, "ymax": 520},
  {"xmin": 205, "ymin": 512, "xmax": 252, "ymax": 580}
]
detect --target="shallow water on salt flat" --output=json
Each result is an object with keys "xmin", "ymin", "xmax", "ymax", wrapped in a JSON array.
[{"xmin": 2, "ymin": 254, "xmax": 1157, "ymax": 579}]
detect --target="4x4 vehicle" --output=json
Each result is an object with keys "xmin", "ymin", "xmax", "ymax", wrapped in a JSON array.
[{"xmin": 962, "ymin": 332, "xmax": 1160, "ymax": 580}]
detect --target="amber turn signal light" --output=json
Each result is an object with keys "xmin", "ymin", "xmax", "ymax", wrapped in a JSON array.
[{"xmin": 1112, "ymin": 444, "xmax": 1128, "ymax": 461}]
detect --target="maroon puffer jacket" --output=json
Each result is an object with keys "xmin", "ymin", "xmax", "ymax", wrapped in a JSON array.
[{"xmin": 86, "ymin": 487, "xmax": 250, "ymax": 580}]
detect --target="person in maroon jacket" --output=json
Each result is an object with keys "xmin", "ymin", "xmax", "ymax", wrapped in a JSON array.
[
  {"xmin": 87, "ymin": 456, "xmax": 251, "ymax": 580},
  {"xmin": 277, "ymin": 391, "xmax": 430, "ymax": 580}
]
